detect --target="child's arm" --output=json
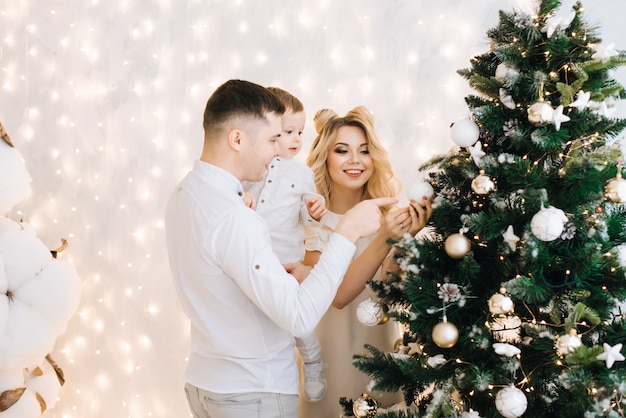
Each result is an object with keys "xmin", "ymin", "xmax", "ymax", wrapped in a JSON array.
[{"xmin": 306, "ymin": 197, "xmax": 326, "ymax": 221}]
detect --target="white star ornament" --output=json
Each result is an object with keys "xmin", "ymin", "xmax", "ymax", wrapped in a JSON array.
[
  {"xmin": 502, "ymin": 225, "xmax": 520, "ymax": 251},
  {"xmin": 591, "ymin": 43, "xmax": 618, "ymax": 62},
  {"xmin": 552, "ymin": 105, "xmax": 570, "ymax": 131},
  {"xmin": 569, "ymin": 90, "xmax": 590, "ymax": 112},
  {"xmin": 596, "ymin": 343, "xmax": 625, "ymax": 368}
]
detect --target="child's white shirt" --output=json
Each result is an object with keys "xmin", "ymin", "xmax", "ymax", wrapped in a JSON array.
[{"xmin": 246, "ymin": 156, "xmax": 324, "ymax": 264}]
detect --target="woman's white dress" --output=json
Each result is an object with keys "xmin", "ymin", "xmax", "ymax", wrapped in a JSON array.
[{"xmin": 299, "ymin": 211, "xmax": 401, "ymax": 417}]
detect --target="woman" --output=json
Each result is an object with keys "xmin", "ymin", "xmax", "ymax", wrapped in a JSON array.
[{"xmin": 299, "ymin": 106, "xmax": 432, "ymax": 417}]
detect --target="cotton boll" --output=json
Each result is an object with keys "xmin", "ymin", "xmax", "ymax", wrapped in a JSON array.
[
  {"xmin": 0, "ymin": 368, "xmax": 24, "ymax": 391},
  {"xmin": 0, "ymin": 225, "xmax": 53, "ymax": 289},
  {"xmin": 0, "ymin": 387, "xmax": 42, "ymax": 418},
  {"xmin": 0, "ymin": 300, "xmax": 57, "ymax": 370},
  {"xmin": 16, "ymin": 260, "xmax": 81, "ymax": 335},
  {"xmin": 24, "ymin": 364, "xmax": 62, "ymax": 412},
  {"xmin": 0, "ymin": 141, "xmax": 32, "ymax": 215}
]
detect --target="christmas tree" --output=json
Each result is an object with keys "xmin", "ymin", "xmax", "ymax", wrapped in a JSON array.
[{"xmin": 343, "ymin": 1, "xmax": 626, "ymax": 417}]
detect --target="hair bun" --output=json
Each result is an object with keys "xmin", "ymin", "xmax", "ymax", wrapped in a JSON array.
[
  {"xmin": 313, "ymin": 108, "xmax": 338, "ymax": 134},
  {"xmin": 346, "ymin": 106, "xmax": 375, "ymax": 129}
]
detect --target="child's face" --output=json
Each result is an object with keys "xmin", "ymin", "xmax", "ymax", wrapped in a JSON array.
[{"xmin": 277, "ymin": 110, "xmax": 306, "ymax": 159}]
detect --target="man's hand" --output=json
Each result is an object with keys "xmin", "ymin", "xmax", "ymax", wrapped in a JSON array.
[{"xmin": 334, "ymin": 197, "xmax": 398, "ymax": 243}]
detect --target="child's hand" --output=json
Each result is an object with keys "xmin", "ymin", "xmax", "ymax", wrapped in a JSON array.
[
  {"xmin": 283, "ymin": 262, "xmax": 312, "ymax": 284},
  {"xmin": 306, "ymin": 198, "xmax": 327, "ymax": 221},
  {"xmin": 243, "ymin": 190, "xmax": 256, "ymax": 209}
]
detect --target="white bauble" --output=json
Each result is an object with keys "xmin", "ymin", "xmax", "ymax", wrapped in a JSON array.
[
  {"xmin": 356, "ymin": 298, "xmax": 389, "ymax": 326},
  {"xmin": 530, "ymin": 205, "xmax": 567, "ymax": 241},
  {"xmin": 527, "ymin": 101, "xmax": 554, "ymax": 126},
  {"xmin": 488, "ymin": 293, "xmax": 514, "ymax": 315},
  {"xmin": 495, "ymin": 63, "xmax": 519, "ymax": 82},
  {"xmin": 605, "ymin": 175, "xmax": 626, "ymax": 203},
  {"xmin": 495, "ymin": 385, "xmax": 528, "ymax": 418},
  {"xmin": 471, "ymin": 174, "xmax": 496, "ymax": 195},
  {"xmin": 407, "ymin": 181, "xmax": 434, "ymax": 205},
  {"xmin": 555, "ymin": 330, "xmax": 582, "ymax": 356},
  {"xmin": 450, "ymin": 119, "xmax": 480, "ymax": 147}
]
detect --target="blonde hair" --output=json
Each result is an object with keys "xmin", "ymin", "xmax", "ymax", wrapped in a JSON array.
[{"xmin": 306, "ymin": 106, "xmax": 399, "ymax": 213}]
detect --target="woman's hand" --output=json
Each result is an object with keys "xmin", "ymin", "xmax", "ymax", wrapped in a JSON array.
[{"xmin": 383, "ymin": 197, "xmax": 433, "ymax": 240}]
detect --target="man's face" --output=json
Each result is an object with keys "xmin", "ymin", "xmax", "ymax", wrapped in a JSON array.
[{"xmin": 240, "ymin": 112, "xmax": 282, "ymax": 182}]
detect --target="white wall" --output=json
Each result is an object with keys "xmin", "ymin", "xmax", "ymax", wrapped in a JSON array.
[{"xmin": 1, "ymin": 1, "xmax": 624, "ymax": 416}]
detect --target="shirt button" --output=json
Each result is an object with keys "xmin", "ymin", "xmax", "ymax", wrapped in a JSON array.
[
  {"xmin": 255, "ymin": 265, "xmax": 260, "ymax": 270},
  {"xmin": 261, "ymin": 199, "xmax": 265, "ymax": 203},
  {"xmin": 267, "ymin": 179, "xmax": 272, "ymax": 183}
]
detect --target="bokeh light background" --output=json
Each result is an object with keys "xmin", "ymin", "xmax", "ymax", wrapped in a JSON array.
[{"xmin": 1, "ymin": 0, "xmax": 625, "ymax": 416}]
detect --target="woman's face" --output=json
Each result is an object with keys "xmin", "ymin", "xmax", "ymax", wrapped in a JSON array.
[{"xmin": 327, "ymin": 125, "xmax": 373, "ymax": 192}]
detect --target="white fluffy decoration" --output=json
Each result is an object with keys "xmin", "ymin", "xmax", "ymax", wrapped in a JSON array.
[
  {"xmin": 0, "ymin": 140, "xmax": 32, "ymax": 215},
  {"xmin": 530, "ymin": 205, "xmax": 568, "ymax": 242},
  {"xmin": 0, "ymin": 216, "xmax": 81, "ymax": 370}
]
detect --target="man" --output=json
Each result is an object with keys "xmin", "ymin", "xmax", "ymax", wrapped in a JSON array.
[{"xmin": 165, "ymin": 79, "xmax": 396, "ymax": 418}]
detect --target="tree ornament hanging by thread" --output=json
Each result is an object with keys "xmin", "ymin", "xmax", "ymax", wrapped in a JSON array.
[
  {"xmin": 356, "ymin": 298, "xmax": 390, "ymax": 326},
  {"xmin": 471, "ymin": 171, "xmax": 496, "ymax": 195},
  {"xmin": 450, "ymin": 119, "xmax": 480, "ymax": 147},
  {"xmin": 530, "ymin": 204, "xmax": 567, "ymax": 242},
  {"xmin": 488, "ymin": 289, "xmax": 514, "ymax": 316},
  {"xmin": 605, "ymin": 171, "xmax": 626, "ymax": 203},
  {"xmin": 445, "ymin": 232, "xmax": 471, "ymax": 259},
  {"xmin": 495, "ymin": 385, "xmax": 528, "ymax": 418},
  {"xmin": 554, "ymin": 329, "xmax": 582, "ymax": 356},
  {"xmin": 527, "ymin": 83, "xmax": 554, "ymax": 126},
  {"xmin": 432, "ymin": 320, "xmax": 459, "ymax": 348},
  {"xmin": 352, "ymin": 393, "xmax": 378, "ymax": 418}
]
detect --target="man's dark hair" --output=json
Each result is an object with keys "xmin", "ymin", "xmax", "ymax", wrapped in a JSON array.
[{"xmin": 203, "ymin": 79, "xmax": 285, "ymax": 133}]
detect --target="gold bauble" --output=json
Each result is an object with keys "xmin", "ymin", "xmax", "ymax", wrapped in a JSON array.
[
  {"xmin": 444, "ymin": 233, "xmax": 471, "ymax": 259},
  {"xmin": 432, "ymin": 321, "xmax": 459, "ymax": 348},
  {"xmin": 352, "ymin": 393, "xmax": 378, "ymax": 418},
  {"xmin": 527, "ymin": 101, "xmax": 554, "ymax": 126}
]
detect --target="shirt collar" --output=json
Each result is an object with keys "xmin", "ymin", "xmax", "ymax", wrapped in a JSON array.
[{"xmin": 193, "ymin": 160, "xmax": 245, "ymax": 198}]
